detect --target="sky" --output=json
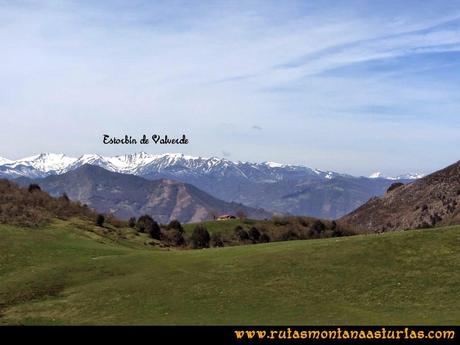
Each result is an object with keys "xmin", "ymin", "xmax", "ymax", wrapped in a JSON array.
[{"xmin": 1, "ymin": 0, "xmax": 460, "ymax": 176}]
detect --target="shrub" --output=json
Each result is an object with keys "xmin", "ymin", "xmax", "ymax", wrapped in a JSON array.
[
  {"xmin": 259, "ymin": 233, "xmax": 271, "ymax": 243},
  {"xmin": 149, "ymin": 220, "xmax": 162, "ymax": 240},
  {"xmin": 236, "ymin": 210, "xmax": 247, "ymax": 220},
  {"xmin": 234, "ymin": 226, "xmax": 249, "ymax": 241},
  {"xmin": 128, "ymin": 217, "xmax": 136, "ymax": 228},
  {"xmin": 191, "ymin": 225, "xmax": 210, "ymax": 249},
  {"xmin": 96, "ymin": 214, "xmax": 105, "ymax": 227},
  {"xmin": 280, "ymin": 229, "xmax": 299, "ymax": 241},
  {"xmin": 272, "ymin": 216, "xmax": 289, "ymax": 226},
  {"xmin": 28, "ymin": 184, "xmax": 41, "ymax": 193},
  {"xmin": 137, "ymin": 215, "xmax": 154, "ymax": 233},
  {"xmin": 248, "ymin": 226, "xmax": 261, "ymax": 243},
  {"xmin": 298, "ymin": 217, "xmax": 309, "ymax": 227},
  {"xmin": 136, "ymin": 215, "xmax": 161, "ymax": 239},
  {"xmin": 211, "ymin": 232, "xmax": 224, "ymax": 247},
  {"xmin": 166, "ymin": 228, "xmax": 186, "ymax": 246},
  {"xmin": 387, "ymin": 182, "xmax": 404, "ymax": 193},
  {"xmin": 311, "ymin": 219, "xmax": 326, "ymax": 234},
  {"xmin": 0, "ymin": 179, "xmax": 98, "ymax": 227},
  {"xmin": 167, "ymin": 219, "xmax": 184, "ymax": 233}
]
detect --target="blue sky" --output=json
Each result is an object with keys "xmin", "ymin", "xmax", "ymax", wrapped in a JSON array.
[{"xmin": 1, "ymin": 0, "xmax": 460, "ymax": 176}]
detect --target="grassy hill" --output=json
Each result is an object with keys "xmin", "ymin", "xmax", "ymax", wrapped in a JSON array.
[{"xmin": 1, "ymin": 219, "xmax": 459, "ymax": 325}]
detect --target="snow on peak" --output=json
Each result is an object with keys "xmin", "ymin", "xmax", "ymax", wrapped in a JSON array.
[
  {"xmin": 0, "ymin": 156, "xmax": 12, "ymax": 165},
  {"xmin": 396, "ymin": 172, "xmax": 426, "ymax": 180},
  {"xmin": 369, "ymin": 171, "xmax": 424, "ymax": 180},
  {"xmin": 264, "ymin": 161, "xmax": 284, "ymax": 168},
  {"xmin": 0, "ymin": 152, "xmax": 427, "ymax": 182},
  {"xmin": 369, "ymin": 172, "xmax": 385, "ymax": 179},
  {"xmin": 9, "ymin": 153, "xmax": 77, "ymax": 172}
]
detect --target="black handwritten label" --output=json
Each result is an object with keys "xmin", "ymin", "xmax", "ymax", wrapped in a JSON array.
[{"xmin": 103, "ymin": 134, "xmax": 189, "ymax": 145}]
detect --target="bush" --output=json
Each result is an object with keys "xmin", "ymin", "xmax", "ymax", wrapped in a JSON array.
[
  {"xmin": 137, "ymin": 215, "xmax": 154, "ymax": 233},
  {"xmin": 280, "ymin": 229, "xmax": 299, "ymax": 241},
  {"xmin": 259, "ymin": 233, "xmax": 271, "ymax": 243},
  {"xmin": 96, "ymin": 214, "xmax": 105, "ymax": 227},
  {"xmin": 167, "ymin": 219, "xmax": 184, "ymax": 233},
  {"xmin": 387, "ymin": 182, "xmax": 404, "ymax": 193},
  {"xmin": 211, "ymin": 232, "xmax": 224, "ymax": 247},
  {"xmin": 272, "ymin": 216, "xmax": 290, "ymax": 226},
  {"xmin": 298, "ymin": 217, "xmax": 309, "ymax": 227},
  {"xmin": 0, "ymin": 180, "xmax": 98, "ymax": 227},
  {"xmin": 248, "ymin": 226, "xmax": 261, "ymax": 243},
  {"xmin": 28, "ymin": 184, "xmax": 41, "ymax": 193},
  {"xmin": 149, "ymin": 220, "xmax": 162, "ymax": 240},
  {"xmin": 234, "ymin": 226, "xmax": 249, "ymax": 241},
  {"xmin": 136, "ymin": 215, "xmax": 161, "ymax": 239},
  {"xmin": 311, "ymin": 219, "xmax": 325, "ymax": 234},
  {"xmin": 191, "ymin": 225, "xmax": 210, "ymax": 249},
  {"xmin": 128, "ymin": 217, "xmax": 136, "ymax": 228},
  {"xmin": 166, "ymin": 228, "xmax": 186, "ymax": 246}
]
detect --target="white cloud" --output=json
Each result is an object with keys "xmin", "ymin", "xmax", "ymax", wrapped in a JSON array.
[{"xmin": 0, "ymin": 1, "xmax": 459, "ymax": 175}]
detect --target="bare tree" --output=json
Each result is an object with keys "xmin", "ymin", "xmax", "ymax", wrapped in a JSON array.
[{"xmin": 236, "ymin": 210, "xmax": 247, "ymax": 220}]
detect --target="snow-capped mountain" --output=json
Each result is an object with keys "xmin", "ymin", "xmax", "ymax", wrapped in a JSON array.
[
  {"xmin": 369, "ymin": 171, "xmax": 425, "ymax": 180},
  {"xmin": 0, "ymin": 152, "xmax": 425, "ymax": 183},
  {"xmin": 0, "ymin": 152, "xmax": 347, "ymax": 182},
  {"xmin": 1, "ymin": 152, "xmax": 425, "ymax": 219}
]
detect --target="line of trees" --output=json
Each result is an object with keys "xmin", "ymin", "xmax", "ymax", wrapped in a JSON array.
[{"xmin": 93, "ymin": 213, "xmax": 352, "ymax": 250}]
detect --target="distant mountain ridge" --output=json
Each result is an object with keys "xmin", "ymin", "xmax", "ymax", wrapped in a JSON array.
[
  {"xmin": 1, "ymin": 152, "xmax": 425, "ymax": 218},
  {"xmin": 368, "ymin": 171, "xmax": 426, "ymax": 180},
  {"xmin": 0, "ymin": 152, "xmax": 423, "ymax": 181},
  {"xmin": 16, "ymin": 165, "xmax": 272, "ymax": 224}
]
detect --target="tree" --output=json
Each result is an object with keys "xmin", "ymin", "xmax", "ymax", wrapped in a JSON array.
[
  {"xmin": 190, "ymin": 225, "xmax": 210, "ymax": 249},
  {"xmin": 149, "ymin": 220, "xmax": 162, "ymax": 240},
  {"xmin": 248, "ymin": 226, "xmax": 261, "ymax": 243},
  {"xmin": 137, "ymin": 215, "xmax": 154, "ymax": 233},
  {"xmin": 236, "ymin": 210, "xmax": 247, "ymax": 220},
  {"xmin": 96, "ymin": 214, "xmax": 105, "ymax": 227},
  {"xmin": 331, "ymin": 220, "xmax": 337, "ymax": 230},
  {"xmin": 211, "ymin": 232, "xmax": 224, "ymax": 247},
  {"xmin": 169, "ymin": 229, "xmax": 186, "ymax": 246},
  {"xmin": 311, "ymin": 219, "xmax": 326, "ymax": 234},
  {"xmin": 208, "ymin": 210, "xmax": 218, "ymax": 220},
  {"xmin": 128, "ymin": 217, "xmax": 136, "ymax": 228},
  {"xmin": 234, "ymin": 226, "xmax": 249, "ymax": 241},
  {"xmin": 167, "ymin": 219, "xmax": 184, "ymax": 233},
  {"xmin": 280, "ymin": 229, "xmax": 299, "ymax": 241},
  {"xmin": 28, "ymin": 184, "xmax": 41, "ymax": 193},
  {"xmin": 259, "ymin": 233, "xmax": 271, "ymax": 243}
]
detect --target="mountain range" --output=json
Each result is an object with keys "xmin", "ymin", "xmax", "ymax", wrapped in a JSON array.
[
  {"xmin": 1, "ymin": 152, "xmax": 425, "ymax": 219},
  {"xmin": 16, "ymin": 165, "xmax": 271, "ymax": 224}
]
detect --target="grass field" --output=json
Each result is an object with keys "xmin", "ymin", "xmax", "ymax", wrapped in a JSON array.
[{"xmin": 0, "ymin": 219, "xmax": 459, "ymax": 325}]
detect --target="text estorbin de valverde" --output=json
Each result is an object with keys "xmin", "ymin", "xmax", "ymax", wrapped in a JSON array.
[{"xmin": 103, "ymin": 134, "xmax": 189, "ymax": 145}]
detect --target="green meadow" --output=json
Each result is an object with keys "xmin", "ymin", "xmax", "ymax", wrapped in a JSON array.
[{"xmin": 0, "ymin": 219, "xmax": 459, "ymax": 325}]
